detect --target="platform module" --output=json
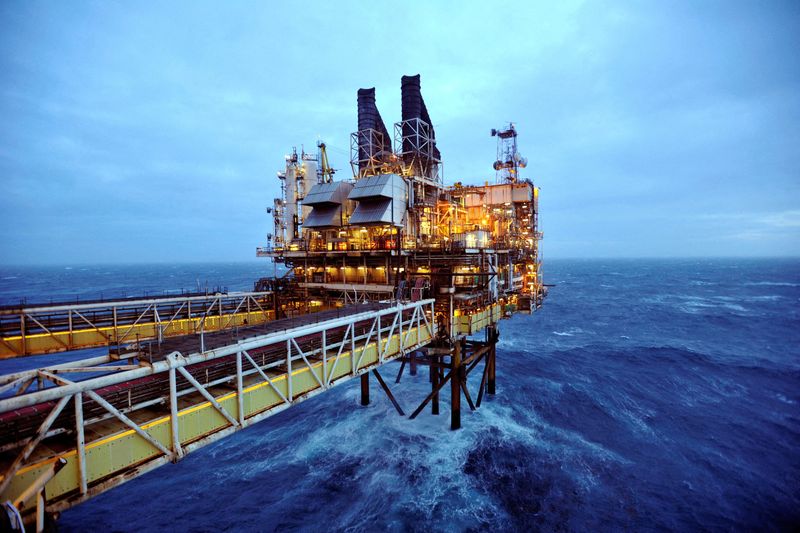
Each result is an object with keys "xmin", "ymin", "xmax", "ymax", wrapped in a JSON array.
[{"xmin": 257, "ymin": 74, "xmax": 545, "ymax": 338}]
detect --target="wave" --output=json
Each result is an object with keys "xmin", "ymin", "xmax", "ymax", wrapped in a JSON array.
[
  {"xmin": 642, "ymin": 293, "xmax": 752, "ymax": 315},
  {"xmin": 775, "ymin": 394, "xmax": 796, "ymax": 405},
  {"xmin": 745, "ymin": 295, "xmax": 783, "ymax": 302},
  {"xmin": 680, "ymin": 300, "xmax": 748, "ymax": 314},
  {"xmin": 744, "ymin": 281, "xmax": 799, "ymax": 287}
]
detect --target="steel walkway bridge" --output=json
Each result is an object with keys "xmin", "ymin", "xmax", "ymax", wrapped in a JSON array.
[
  {"xmin": 0, "ymin": 299, "xmax": 447, "ymax": 529},
  {"xmin": 0, "ymin": 291, "xmax": 276, "ymax": 358}
]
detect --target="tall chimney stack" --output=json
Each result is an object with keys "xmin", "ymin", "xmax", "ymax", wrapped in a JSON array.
[
  {"xmin": 356, "ymin": 88, "xmax": 391, "ymax": 174},
  {"xmin": 400, "ymin": 75, "xmax": 440, "ymax": 176}
]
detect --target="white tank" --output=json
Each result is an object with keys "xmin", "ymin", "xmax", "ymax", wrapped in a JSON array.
[
  {"xmin": 299, "ymin": 161, "xmax": 317, "ymax": 224},
  {"xmin": 301, "ymin": 160, "xmax": 318, "ymax": 186}
]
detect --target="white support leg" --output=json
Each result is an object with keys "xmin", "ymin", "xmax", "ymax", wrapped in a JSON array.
[
  {"xmin": 168, "ymin": 368, "xmax": 184, "ymax": 460},
  {"xmin": 74, "ymin": 393, "xmax": 87, "ymax": 494}
]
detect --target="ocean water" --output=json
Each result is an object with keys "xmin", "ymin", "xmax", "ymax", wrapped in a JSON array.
[{"xmin": 1, "ymin": 259, "xmax": 798, "ymax": 531}]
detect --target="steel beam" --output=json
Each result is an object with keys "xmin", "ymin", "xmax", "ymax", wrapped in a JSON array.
[
  {"xmin": 487, "ymin": 326, "xmax": 497, "ymax": 395},
  {"xmin": 0, "ymin": 300, "xmax": 436, "ymax": 511},
  {"xmin": 0, "ymin": 395, "xmax": 70, "ymax": 497},
  {"xmin": 451, "ymin": 341, "xmax": 462, "ymax": 430},
  {"xmin": 168, "ymin": 368, "xmax": 184, "ymax": 460},
  {"xmin": 84, "ymin": 390, "xmax": 172, "ymax": 457},
  {"xmin": 176, "ymin": 367, "xmax": 239, "ymax": 428},
  {"xmin": 360, "ymin": 373, "xmax": 369, "ymax": 406},
  {"xmin": 74, "ymin": 393, "xmax": 87, "ymax": 494},
  {"xmin": 372, "ymin": 369, "xmax": 404, "ymax": 415}
]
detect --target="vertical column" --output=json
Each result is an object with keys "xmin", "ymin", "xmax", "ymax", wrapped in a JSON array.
[
  {"xmin": 235, "ymin": 351, "xmax": 245, "ymax": 425},
  {"xmin": 69, "ymin": 310, "xmax": 74, "ymax": 349},
  {"xmin": 286, "ymin": 339, "xmax": 293, "ymax": 401},
  {"xmin": 74, "ymin": 393, "xmax": 87, "ymax": 495},
  {"xmin": 360, "ymin": 373, "xmax": 370, "ymax": 406},
  {"xmin": 487, "ymin": 326, "xmax": 497, "ymax": 395},
  {"xmin": 431, "ymin": 353, "xmax": 440, "ymax": 415},
  {"xmin": 451, "ymin": 339, "xmax": 462, "ymax": 430},
  {"xmin": 155, "ymin": 306, "xmax": 162, "ymax": 344},
  {"xmin": 36, "ymin": 491, "xmax": 45, "ymax": 532},
  {"xmin": 169, "ymin": 367, "xmax": 183, "ymax": 460},
  {"xmin": 322, "ymin": 330, "xmax": 328, "ymax": 387},
  {"xmin": 20, "ymin": 314, "xmax": 26, "ymax": 356},
  {"xmin": 377, "ymin": 315, "xmax": 382, "ymax": 364}
]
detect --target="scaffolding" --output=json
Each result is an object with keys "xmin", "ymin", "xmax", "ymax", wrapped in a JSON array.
[{"xmin": 394, "ymin": 117, "xmax": 441, "ymax": 183}]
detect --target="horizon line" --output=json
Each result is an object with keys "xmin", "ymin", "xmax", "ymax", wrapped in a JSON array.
[{"xmin": 2, "ymin": 255, "xmax": 800, "ymax": 268}]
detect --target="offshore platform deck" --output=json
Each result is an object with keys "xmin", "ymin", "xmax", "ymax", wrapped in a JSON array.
[{"xmin": 0, "ymin": 75, "xmax": 545, "ymax": 531}]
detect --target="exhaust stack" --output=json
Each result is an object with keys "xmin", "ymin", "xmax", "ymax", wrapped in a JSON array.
[
  {"xmin": 355, "ymin": 88, "xmax": 392, "ymax": 176},
  {"xmin": 400, "ymin": 74, "xmax": 440, "ymax": 179}
]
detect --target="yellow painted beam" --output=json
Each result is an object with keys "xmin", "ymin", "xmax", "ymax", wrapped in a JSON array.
[
  {"xmin": 0, "ymin": 325, "xmax": 433, "ymax": 508},
  {"xmin": 0, "ymin": 310, "xmax": 276, "ymax": 359},
  {"xmin": 455, "ymin": 302, "xmax": 502, "ymax": 335}
]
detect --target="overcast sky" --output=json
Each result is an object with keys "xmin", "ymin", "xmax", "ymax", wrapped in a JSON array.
[{"xmin": 1, "ymin": 1, "xmax": 798, "ymax": 264}]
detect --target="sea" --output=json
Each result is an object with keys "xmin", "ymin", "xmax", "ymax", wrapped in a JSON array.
[{"xmin": 0, "ymin": 259, "xmax": 798, "ymax": 532}]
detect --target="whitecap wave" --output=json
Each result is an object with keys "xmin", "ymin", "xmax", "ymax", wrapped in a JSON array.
[
  {"xmin": 776, "ymin": 394, "xmax": 796, "ymax": 405},
  {"xmin": 744, "ymin": 281, "xmax": 799, "ymax": 287},
  {"xmin": 644, "ymin": 293, "xmax": 751, "ymax": 314}
]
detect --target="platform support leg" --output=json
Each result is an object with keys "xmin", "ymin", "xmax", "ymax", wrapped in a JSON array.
[
  {"xmin": 487, "ymin": 326, "xmax": 497, "ymax": 395},
  {"xmin": 431, "ymin": 354, "xmax": 440, "ymax": 415},
  {"xmin": 360, "ymin": 373, "xmax": 369, "ymax": 406},
  {"xmin": 451, "ymin": 340, "xmax": 462, "ymax": 430}
]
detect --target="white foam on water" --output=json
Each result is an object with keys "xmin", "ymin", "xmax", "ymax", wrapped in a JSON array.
[
  {"xmin": 744, "ymin": 281, "xmax": 799, "ymax": 287},
  {"xmin": 644, "ymin": 293, "xmax": 753, "ymax": 315},
  {"xmin": 746, "ymin": 295, "xmax": 783, "ymax": 302},
  {"xmin": 775, "ymin": 393, "xmax": 796, "ymax": 405}
]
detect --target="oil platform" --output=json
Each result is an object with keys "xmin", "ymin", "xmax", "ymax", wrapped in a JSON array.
[{"xmin": 0, "ymin": 75, "xmax": 545, "ymax": 531}]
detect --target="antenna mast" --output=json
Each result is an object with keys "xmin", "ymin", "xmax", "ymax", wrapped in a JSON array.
[{"xmin": 491, "ymin": 123, "xmax": 527, "ymax": 183}]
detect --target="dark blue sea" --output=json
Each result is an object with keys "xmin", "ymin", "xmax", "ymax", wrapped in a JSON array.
[{"xmin": 1, "ymin": 259, "xmax": 798, "ymax": 531}]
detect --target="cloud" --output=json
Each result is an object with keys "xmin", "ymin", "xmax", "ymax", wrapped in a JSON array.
[
  {"xmin": 761, "ymin": 210, "xmax": 800, "ymax": 229},
  {"xmin": 1, "ymin": 1, "xmax": 799, "ymax": 263}
]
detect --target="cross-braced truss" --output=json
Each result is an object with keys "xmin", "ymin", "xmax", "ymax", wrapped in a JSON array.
[
  {"xmin": 0, "ymin": 291, "xmax": 275, "ymax": 358},
  {"xmin": 394, "ymin": 117, "xmax": 441, "ymax": 183},
  {"xmin": 0, "ymin": 299, "xmax": 436, "ymax": 519}
]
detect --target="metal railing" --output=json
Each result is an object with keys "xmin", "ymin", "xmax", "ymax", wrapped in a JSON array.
[
  {"xmin": 0, "ymin": 291, "xmax": 275, "ymax": 358},
  {"xmin": 0, "ymin": 299, "xmax": 436, "ymax": 518}
]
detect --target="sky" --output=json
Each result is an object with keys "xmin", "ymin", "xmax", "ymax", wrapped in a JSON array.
[{"xmin": 0, "ymin": 0, "xmax": 798, "ymax": 264}]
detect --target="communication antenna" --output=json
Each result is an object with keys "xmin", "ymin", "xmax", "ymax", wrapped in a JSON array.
[{"xmin": 491, "ymin": 123, "xmax": 527, "ymax": 183}]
